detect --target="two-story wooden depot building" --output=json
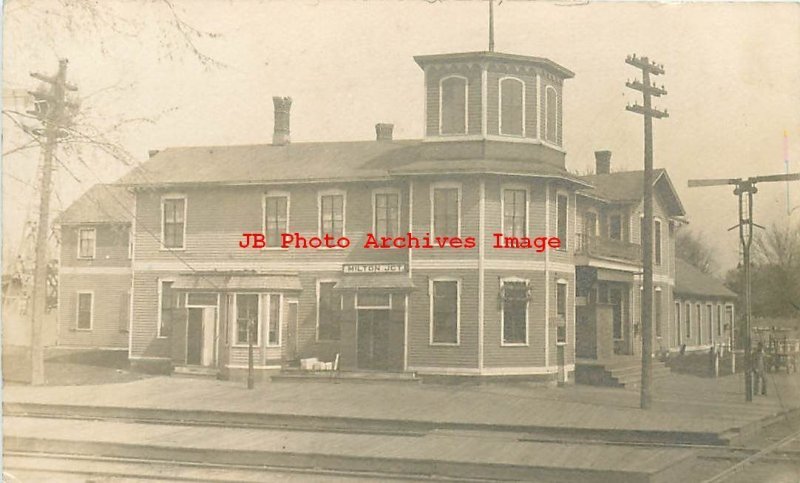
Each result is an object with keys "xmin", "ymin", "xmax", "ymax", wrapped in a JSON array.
[{"xmin": 115, "ymin": 50, "xmax": 693, "ymax": 381}]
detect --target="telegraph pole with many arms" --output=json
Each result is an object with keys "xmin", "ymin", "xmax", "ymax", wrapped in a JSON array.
[
  {"xmin": 688, "ymin": 172, "xmax": 800, "ymax": 401},
  {"xmin": 27, "ymin": 59, "xmax": 77, "ymax": 385},
  {"xmin": 625, "ymin": 54, "xmax": 668, "ymax": 410}
]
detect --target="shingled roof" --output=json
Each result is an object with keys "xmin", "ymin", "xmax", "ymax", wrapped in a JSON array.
[
  {"xmin": 57, "ymin": 184, "xmax": 132, "ymax": 225},
  {"xmin": 674, "ymin": 258, "xmax": 737, "ymax": 300},
  {"xmin": 579, "ymin": 169, "xmax": 686, "ymax": 216},
  {"xmin": 115, "ymin": 140, "xmax": 588, "ymax": 187}
]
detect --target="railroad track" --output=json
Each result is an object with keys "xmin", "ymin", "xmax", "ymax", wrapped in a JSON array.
[{"xmin": 700, "ymin": 428, "xmax": 800, "ymax": 483}]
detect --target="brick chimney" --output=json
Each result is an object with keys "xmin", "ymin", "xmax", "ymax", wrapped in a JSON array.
[
  {"xmin": 595, "ymin": 150, "xmax": 612, "ymax": 174},
  {"xmin": 272, "ymin": 96, "xmax": 292, "ymax": 146},
  {"xmin": 375, "ymin": 123, "xmax": 394, "ymax": 142}
]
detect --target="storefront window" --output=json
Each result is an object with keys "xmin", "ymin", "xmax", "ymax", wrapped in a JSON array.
[{"xmin": 236, "ymin": 294, "xmax": 259, "ymax": 345}]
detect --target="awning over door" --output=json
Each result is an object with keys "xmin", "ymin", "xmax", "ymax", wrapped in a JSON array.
[
  {"xmin": 334, "ymin": 274, "xmax": 415, "ymax": 291},
  {"xmin": 172, "ymin": 273, "xmax": 302, "ymax": 292}
]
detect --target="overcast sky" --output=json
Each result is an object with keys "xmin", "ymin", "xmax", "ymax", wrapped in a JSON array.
[{"xmin": 3, "ymin": 0, "xmax": 799, "ymax": 272}]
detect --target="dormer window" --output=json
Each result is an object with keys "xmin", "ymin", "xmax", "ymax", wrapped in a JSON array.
[
  {"xmin": 499, "ymin": 77, "xmax": 524, "ymax": 136},
  {"xmin": 439, "ymin": 76, "xmax": 467, "ymax": 135},
  {"xmin": 545, "ymin": 86, "xmax": 559, "ymax": 144}
]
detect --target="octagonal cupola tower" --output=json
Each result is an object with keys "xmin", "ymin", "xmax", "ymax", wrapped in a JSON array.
[{"xmin": 414, "ymin": 51, "xmax": 574, "ymax": 168}]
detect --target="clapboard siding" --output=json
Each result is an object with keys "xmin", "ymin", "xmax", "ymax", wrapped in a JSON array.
[
  {"xmin": 407, "ymin": 269, "xmax": 479, "ymax": 368},
  {"xmin": 61, "ymin": 224, "xmax": 131, "ymax": 268},
  {"xmin": 58, "ymin": 273, "xmax": 130, "ymax": 349},
  {"xmin": 483, "ymin": 270, "xmax": 548, "ymax": 367}
]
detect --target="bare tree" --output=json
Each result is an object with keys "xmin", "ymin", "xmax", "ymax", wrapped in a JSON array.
[{"xmin": 676, "ymin": 227, "xmax": 717, "ymax": 274}]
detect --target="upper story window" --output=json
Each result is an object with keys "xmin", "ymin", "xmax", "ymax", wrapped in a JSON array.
[
  {"xmin": 500, "ymin": 78, "xmax": 524, "ymax": 136},
  {"xmin": 685, "ymin": 302, "xmax": 692, "ymax": 338},
  {"xmin": 440, "ymin": 76, "xmax": 467, "ymax": 135},
  {"xmin": 374, "ymin": 191, "xmax": 400, "ymax": 238},
  {"xmin": 264, "ymin": 193, "xmax": 289, "ymax": 248},
  {"xmin": 609, "ymin": 214, "xmax": 622, "ymax": 240},
  {"xmin": 654, "ymin": 219, "xmax": 663, "ymax": 266},
  {"xmin": 583, "ymin": 211, "xmax": 598, "ymax": 237},
  {"xmin": 556, "ymin": 194, "xmax": 568, "ymax": 250},
  {"xmin": 78, "ymin": 227, "xmax": 96, "ymax": 259},
  {"xmin": 502, "ymin": 188, "xmax": 527, "ymax": 237},
  {"xmin": 432, "ymin": 185, "xmax": 460, "ymax": 237},
  {"xmin": 162, "ymin": 196, "xmax": 186, "ymax": 249},
  {"xmin": 431, "ymin": 279, "xmax": 459, "ymax": 345},
  {"xmin": 545, "ymin": 86, "xmax": 558, "ymax": 144},
  {"xmin": 319, "ymin": 192, "xmax": 345, "ymax": 238}
]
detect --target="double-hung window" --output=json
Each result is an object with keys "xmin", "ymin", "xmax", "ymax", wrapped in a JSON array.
[
  {"xmin": 432, "ymin": 186, "xmax": 460, "ymax": 237},
  {"xmin": 162, "ymin": 197, "xmax": 185, "ymax": 249},
  {"xmin": 502, "ymin": 188, "xmax": 527, "ymax": 237},
  {"xmin": 556, "ymin": 194, "xmax": 568, "ymax": 249},
  {"xmin": 654, "ymin": 219, "xmax": 663, "ymax": 266},
  {"xmin": 158, "ymin": 280, "xmax": 177, "ymax": 337},
  {"xmin": 317, "ymin": 281, "xmax": 341, "ymax": 341},
  {"xmin": 319, "ymin": 193, "xmax": 344, "ymax": 238},
  {"xmin": 77, "ymin": 292, "xmax": 93, "ymax": 330},
  {"xmin": 431, "ymin": 280, "xmax": 459, "ymax": 344},
  {"xmin": 374, "ymin": 191, "xmax": 400, "ymax": 238},
  {"xmin": 78, "ymin": 228, "xmax": 96, "ymax": 259},
  {"xmin": 264, "ymin": 194, "xmax": 289, "ymax": 248},
  {"xmin": 502, "ymin": 280, "xmax": 529, "ymax": 345},
  {"xmin": 545, "ymin": 86, "xmax": 559, "ymax": 143}
]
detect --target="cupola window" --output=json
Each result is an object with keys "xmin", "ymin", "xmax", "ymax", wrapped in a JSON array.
[
  {"xmin": 440, "ymin": 76, "xmax": 467, "ymax": 135},
  {"xmin": 500, "ymin": 78, "xmax": 524, "ymax": 136}
]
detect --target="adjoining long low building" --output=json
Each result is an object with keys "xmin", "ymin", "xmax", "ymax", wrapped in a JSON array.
[
  {"xmin": 672, "ymin": 258, "xmax": 737, "ymax": 352},
  {"xmin": 56, "ymin": 184, "xmax": 133, "ymax": 351}
]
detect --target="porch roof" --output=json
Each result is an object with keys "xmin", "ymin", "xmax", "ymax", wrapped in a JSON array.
[
  {"xmin": 334, "ymin": 274, "xmax": 415, "ymax": 291},
  {"xmin": 172, "ymin": 273, "xmax": 302, "ymax": 292}
]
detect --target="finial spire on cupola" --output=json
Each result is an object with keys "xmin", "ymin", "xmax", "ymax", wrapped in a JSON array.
[{"xmin": 488, "ymin": 0, "xmax": 495, "ymax": 52}]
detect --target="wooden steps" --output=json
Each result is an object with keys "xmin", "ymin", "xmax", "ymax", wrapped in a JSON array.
[{"xmin": 576, "ymin": 358, "xmax": 671, "ymax": 389}]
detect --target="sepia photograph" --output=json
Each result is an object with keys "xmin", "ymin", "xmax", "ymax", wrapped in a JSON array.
[{"xmin": 2, "ymin": 0, "xmax": 799, "ymax": 481}]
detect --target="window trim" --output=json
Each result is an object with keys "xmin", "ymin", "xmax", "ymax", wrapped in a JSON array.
[
  {"xmin": 498, "ymin": 76, "xmax": 526, "ymax": 137},
  {"xmin": 317, "ymin": 189, "xmax": 347, "ymax": 240},
  {"xmin": 430, "ymin": 182, "xmax": 462, "ymax": 239},
  {"xmin": 438, "ymin": 74, "xmax": 469, "ymax": 136},
  {"xmin": 654, "ymin": 218, "xmax": 663, "ymax": 266},
  {"xmin": 232, "ymin": 292, "xmax": 263, "ymax": 348},
  {"xmin": 157, "ymin": 278, "xmax": 176, "ymax": 339},
  {"xmin": 696, "ymin": 303, "xmax": 703, "ymax": 342},
  {"xmin": 266, "ymin": 293, "xmax": 282, "ymax": 348},
  {"xmin": 75, "ymin": 290, "xmax": 94, "ymax": 331},
  {"xmin": 262, "ymin": 191, "xmax": 291, "ymax": 251},
  {"xmin": 544, "ymin": 85, "xmax": 559, "ymax": 144},
  {"xmin": 160, "ymin": 194, "xmax": 187, "ymax": 251},
  {"xmin": 582, "ymin": 209, "xmax": 599, "ymax": 237},
  {"xmin": 316, "ymin": 279, "xmax": 342, "ymax": 342},
  {"xmin": 429, "ymin": 277, "xmax": 461, "ymax": 346},
  {"xmin": 500, "ymin": 277, "xmax": 529, "ymax": 347},
  {"xmin": 371, "ymin": 188, "xmax": 401, "ymax": 238},
  {"xmin": 500, "ymin": 184, "xmax": 530, "ymax": 238},
  {"xmin": 77, "ymin": 227, "xmax": 97, "ymax": 260},
  {"xmin": 356, "ymin": 292, "xmax": 392, "ymax": 310}
]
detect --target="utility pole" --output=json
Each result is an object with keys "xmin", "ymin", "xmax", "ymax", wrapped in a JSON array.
[
  {"xmin": 625, "ymin": 54, "xmax": 668, "ymax": 410},
  {"xmin": 488, "ymin": 0, "xmax": 495, "ymax": 52},
  {"xmin": 688, "ymin": 172, "xmax": 800, "ymax": 401},
  {"xmin": 27, "ymin": 59, "xmax": 77, "ymax": 385}
]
